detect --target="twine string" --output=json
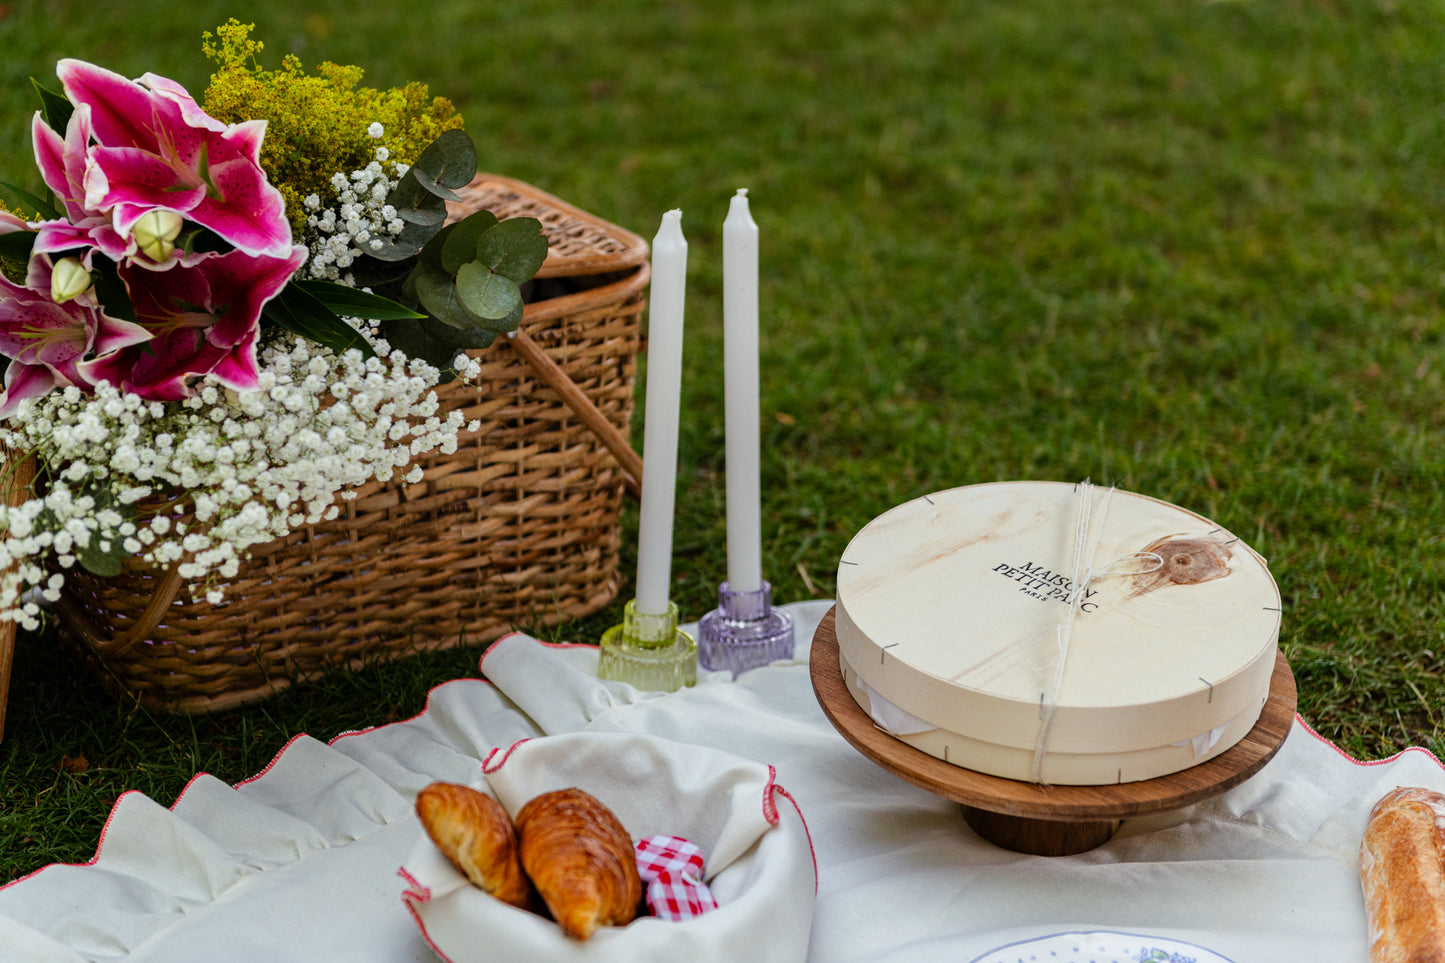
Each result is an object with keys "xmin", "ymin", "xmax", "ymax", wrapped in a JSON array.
[{"xmin": 1028, "ymin": 482, "xmax": 1164, "ymax": 784}]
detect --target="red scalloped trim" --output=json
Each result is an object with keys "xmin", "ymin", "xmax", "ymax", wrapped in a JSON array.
[
  {"xmin": 770, "ymin": 782, "xmax": 819, "ymax": 895},
  {"xmin": 477, "ymin": 634, "xmax": 598, "ymax": 676},
  {"xmin": 482, "ymin": 738, "xmax": 532, "ymax": 773},
  {"xmin": 1293, "ymin": 712, "xmax": 1445, "ymax": 772}
]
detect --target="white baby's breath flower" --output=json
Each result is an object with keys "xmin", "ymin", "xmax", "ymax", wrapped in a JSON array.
[{"xmin": 0, "ymin": 125, "xmax": 472, "ymax": 623}]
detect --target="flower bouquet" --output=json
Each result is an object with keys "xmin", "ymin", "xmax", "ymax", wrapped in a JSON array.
[{"xmin": 0, "ymin": 23, "xmax": 649, "ymax": 717}]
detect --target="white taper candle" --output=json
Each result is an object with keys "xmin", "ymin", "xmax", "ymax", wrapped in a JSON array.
[
  {"xmin": 723, "ymin": 189, "xmax": 763, "ymax": 594},
  {"xmin": 634, "ymin": 210, "xmax": 688, "ymax": 615}
]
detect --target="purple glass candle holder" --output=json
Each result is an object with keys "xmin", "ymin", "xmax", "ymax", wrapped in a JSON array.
[{"xmin": 697, "ymin": 580, "xmax": 795, "ymax": 677}]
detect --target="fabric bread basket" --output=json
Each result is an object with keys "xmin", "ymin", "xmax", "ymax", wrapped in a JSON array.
[{"xmin": 400, "ymin": 731, "xmax": 817, "ymax": 962}]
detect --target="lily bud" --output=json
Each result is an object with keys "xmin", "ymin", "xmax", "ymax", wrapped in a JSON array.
[
  {"xmin": 50, "ymin": 257, "xmax": 93, "ymax": 304},
  {"xmin": 132, "ymin": 209, "xmax": 184, "ymax": 262}
]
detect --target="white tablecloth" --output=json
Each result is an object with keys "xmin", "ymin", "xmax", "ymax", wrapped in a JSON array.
[{"xmin": 1, "ymin": 600, "xmax": 1439, "ymax": 962}]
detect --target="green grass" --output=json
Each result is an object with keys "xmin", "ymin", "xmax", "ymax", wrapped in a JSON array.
[{"xmin": 3, "ymin": 0, "xmax": 1445, "ymax": 881}]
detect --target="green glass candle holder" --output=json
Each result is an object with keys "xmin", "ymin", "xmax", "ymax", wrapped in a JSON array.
[{"xmin": 598, "ymin": 599, "xmax": 697, "ymax": 692}]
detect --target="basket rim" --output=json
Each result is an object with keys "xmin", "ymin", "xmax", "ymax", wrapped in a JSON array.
[{"xmin": 453, "ymin": 173, "xmax": 650, "ymax": 280}]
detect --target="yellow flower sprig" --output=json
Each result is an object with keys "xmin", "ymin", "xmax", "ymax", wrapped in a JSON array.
[{"xmin": 200, "ymin": 20, "xmax": 465, "ymax": 234}]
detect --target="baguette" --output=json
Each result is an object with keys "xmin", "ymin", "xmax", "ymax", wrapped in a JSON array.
[{"xmin": 1361, "ymin": 786, "xmax": 1445, "ymax": 962}]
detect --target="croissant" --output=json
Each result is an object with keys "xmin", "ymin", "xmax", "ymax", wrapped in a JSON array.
[
  {"xmin": 515, "ymin": 787, "xmax": 642, "ymax": 940},
  {"xmin": 415, "ymin": 782, "xmax": 532, "ymax": 909}
]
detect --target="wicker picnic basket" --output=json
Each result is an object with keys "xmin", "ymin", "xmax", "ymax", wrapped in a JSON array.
[{"xmin": 39, "ymin": 173, "xmax": 650, "ymax": 715}]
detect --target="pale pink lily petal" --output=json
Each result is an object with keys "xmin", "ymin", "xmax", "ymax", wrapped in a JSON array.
[
  {"xmin": 32, "ymin": 104, "xmax": 95, "ymax": 222},
  {"xmin": 0, "ymin": 211, "xmax": 27, "ymax": 233},
  {"xmin": 139, "ymin": 72, "xmax": 228, "ymax": 133},
  {"xmin": 54, "ymin": 58, "xmax": 293, "ymax": 258},
  {"xmin": 0, "ymin": 263, "xmax": 149, "ymax": 393},
  {"xmin": 30, "ymin": 216, "xmax": 136, "ymax": 265},
  {"xmin": 0, "ymin": 273, "xmax": 90, "ymax": 378},
  {"xmin": 30, "ymin": 105, "xmax": 137, "ymax": 262},
  {"xmin": 0, "ymin": 362, "xmax": 58, "ymax": 419},
  {"xmin": 88, "ymin": 144, "xmax": 207, "ymax": 234},
  {"xmin": 56, "ymin": 59, "xmax": 174, "ymax": 153}
]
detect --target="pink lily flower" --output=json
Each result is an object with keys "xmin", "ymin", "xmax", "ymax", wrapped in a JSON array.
[
  {"xmin": 85, "ymin": 244, "xmax": 306, "ymax": 400},
  {"xmin": 55, "ymin": 59, "xmax": 292, "ymax": 260},
  {"xmin": 0, "ymin": 255, "xmax": 152, "ymax": 418},
  {"xmin": 29, "ymin": 104, "xmax": 137, "ymax": 264}
]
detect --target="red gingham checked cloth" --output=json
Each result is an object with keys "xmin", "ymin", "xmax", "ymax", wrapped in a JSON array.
[{"xmin": 634, "ymin": 835, "xmax": 719, "ymax": 921}]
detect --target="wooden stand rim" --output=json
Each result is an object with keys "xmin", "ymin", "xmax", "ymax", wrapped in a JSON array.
[{"xmin": 811, "ymin": 604, "xmax": 1296, "ymax": 834}]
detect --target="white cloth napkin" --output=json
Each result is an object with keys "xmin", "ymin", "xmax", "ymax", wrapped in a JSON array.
[{"xmin": 0, "ymin": 599, "xmax": 1439, "ymax": 962}]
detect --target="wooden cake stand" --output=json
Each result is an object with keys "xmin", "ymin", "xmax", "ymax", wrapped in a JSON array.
[{"xmin": 811, "ymin": 605, "xmax": 1297, "ymax": 856}]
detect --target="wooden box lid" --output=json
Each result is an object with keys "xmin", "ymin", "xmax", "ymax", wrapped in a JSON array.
[{"xmin": 835, "ymin": 482, "xmax": 1280, "ymax": 765}]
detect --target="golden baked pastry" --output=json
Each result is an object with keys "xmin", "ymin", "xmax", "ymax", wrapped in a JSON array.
[
  {"xmin": 1360, "ymin": 785, "xmax": 1445, "ymax": 962},
  {"xmin": 515, "ymin": 787, "xmax": 642, "ymax": 940},
  {"xmin": 415, "ymin": 782, "xmax": 532, "ymax": 909}
]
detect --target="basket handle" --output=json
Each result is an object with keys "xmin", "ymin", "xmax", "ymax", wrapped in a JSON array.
[
  {"xmin": 506, "ymin": 326, "xmax": 643, "ymax": 499},
  {"xmin": 95, "ymin": 563, "xmax": 186, "ymax": 659}
]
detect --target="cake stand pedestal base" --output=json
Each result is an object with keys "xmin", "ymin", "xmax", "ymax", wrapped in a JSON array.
[{"xmin": 810, "ymin": 606, "xmax": 1296, "ymax": 857}]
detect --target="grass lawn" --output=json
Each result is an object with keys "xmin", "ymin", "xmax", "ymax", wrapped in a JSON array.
[{"xmin": 2, "ymin": 0, "xmax": 1443, "ymax": 881}]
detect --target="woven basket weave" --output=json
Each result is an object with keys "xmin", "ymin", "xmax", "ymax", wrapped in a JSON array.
[{"xmin": 40, "ymin": 173, "xmax": 649, "ymax": 715}]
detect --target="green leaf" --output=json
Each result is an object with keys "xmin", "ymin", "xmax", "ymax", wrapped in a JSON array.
[
  {"xmin": 475, "ymin": 217, "xmax": 548, "ymax": 285},
  {"xmin": 31, "ymin": 78, "xmax": 73, "ymax": 136},
  {"xmin": 406, "ymin": 129, "xmax": 478, "ymax": 202},
  {"xmin": 440, "ymin": 210, "xmax": 498, "ymax": 275},
  {"xmin": 365, "ymin": 202, "xmax": 448, "ymax": 262},
  {"xmin": 263, "ymin": 283, "xmax": 376, "ymax": 358},
  {"xmin": 455, "ymin": 260, "xmax": 524, "ymax": 322},
  {"xmin": 0, "ymin": 230, "xmax": 36, "ymax": 262},
  {"xmin": 378, "ymin": 313, "xmax": 497, "ymax": 378},
  {"xmin": 414, "ymin": 260, "xmax": 478, "ymax": 329},
  {"xmin": 347, "ymin": 253, "xmax": 416, "ymax": 291},
  {"xmin": 294, "ymin": 280, "xmax": 424, "ymax": 321},
  {"xmin": 0, "ymin": 180, "xmax": 62, "ymax": 222},
  {"xmin": 75, "ymin": 537, "xmax": 125, "ymax": 578},
  {"xmin": 70, "ymin": 485, "xmax": 135, "ymax": 578}
]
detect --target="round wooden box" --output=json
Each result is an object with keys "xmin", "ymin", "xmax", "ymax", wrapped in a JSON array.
[{"xmin": 835, "ymin": 481, "xmax": 1281, "ymax": 786}]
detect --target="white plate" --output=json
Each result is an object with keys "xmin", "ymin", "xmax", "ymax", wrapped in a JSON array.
[{"xmin": 969, "ymin": 929, "xmax": 1236, "ymax": 963}]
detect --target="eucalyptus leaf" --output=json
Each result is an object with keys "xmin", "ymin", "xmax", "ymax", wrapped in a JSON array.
[
  {"xmin": 407, "ymin": 129, "xmax": 478, "ymax": 202},
  {"xmin": 295, "ymin": 280, "xmax": 424, "ymax": 321},
  {"xmin": 455, "ymin": 260, "xmax": 524, "ymax": 322},
  {"xmin": 379, "ymin": 313, "xmax": 497, "ymax": 377},
  {"xmin": 69, "ymin": 484, "xmax": 136, "ymax": 577},
  {"xmin": 365, "ymin": 203, "xmax": 448, "ymax": 262},
  {"xmin": 440, "ymin": 210, "xmax": 498, "ymax": 275},
  {"xmin": 347, "ymin": 253, "xmax": 417, "ymax": 290},
  {"xmin": 414, "ymin": 262, "xmax": 479, "ymax": 330},
  {"xmin": 31, "ymin": 78, "xmax": 73, "ymax": 136},
  {"xmin": 383, "ymin": 172, "xmax": 432, "ymax": 213},
  {"xmin": 75, "ymin": 537, "xmax": 125, "ymax": 577},
  {"xmin": 475, "ymin": 217, "xmax": 548, "ymax": 285}
]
